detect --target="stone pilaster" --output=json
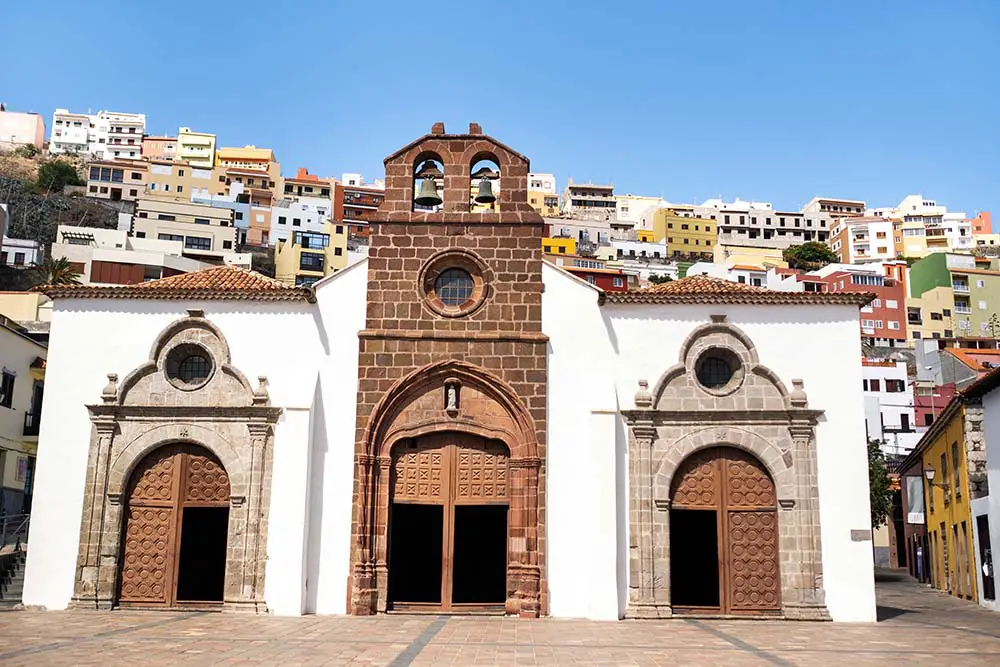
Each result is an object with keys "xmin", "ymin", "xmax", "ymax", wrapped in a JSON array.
[{"xmin": 71, "ymin": 415, "xmax": 117, "ymax": 609}]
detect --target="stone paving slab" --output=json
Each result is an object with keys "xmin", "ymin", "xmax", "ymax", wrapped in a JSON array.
[{"xmin": 0, "ymin": 571, "xmax": 998, "ymax": 666}]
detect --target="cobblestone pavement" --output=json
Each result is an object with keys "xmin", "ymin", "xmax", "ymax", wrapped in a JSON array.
[{"xmin": 1, "ymin": 571, "xmax": 998, "ymax": 666}]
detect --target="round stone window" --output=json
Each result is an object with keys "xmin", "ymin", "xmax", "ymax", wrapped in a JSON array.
[
  {"xmin": 694, "ymin": 348, "xmax": 743, "ymax": 394},
  {"xmin": 165, "ymin": 343, "xmax": 215, "ymax": 390},
  {"xmin": 434, "ymin": 268, "xmax": 474, "ymax": 307},
  {"xmin": 420, "ymin": 250, "xmax": 489, "ymax": 317}
]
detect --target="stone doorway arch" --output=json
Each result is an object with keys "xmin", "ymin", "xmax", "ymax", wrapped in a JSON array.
[
  {"xmin": 119, "ymin": 443, "xmax": 231, "ymax": 608},
  {"xmin": 669, "ymin": 446, "xmax": 781, "ymax": 615}
]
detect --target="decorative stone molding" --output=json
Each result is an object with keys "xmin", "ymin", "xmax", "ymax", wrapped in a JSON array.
[
  {"xmin": 622, "ymin": 319, "xmax": 830, "ymax": 620},
  {"xmin": 70, "ymin": 313, "xmax": 281, "ymax": 613}
]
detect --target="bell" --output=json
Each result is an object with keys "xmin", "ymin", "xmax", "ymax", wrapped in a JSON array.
[
  {"xmin": 474, "ymin": 177, "xmax": 496, "ymax": 204},
  {"xmin": 414, "ymin": 177, "xmax": 442, "ymax": 207}
]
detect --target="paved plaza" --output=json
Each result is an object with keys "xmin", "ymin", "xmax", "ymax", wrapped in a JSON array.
[{"xmin": 1, "ymin": 571, "xmax": 998, "ymax": 666}]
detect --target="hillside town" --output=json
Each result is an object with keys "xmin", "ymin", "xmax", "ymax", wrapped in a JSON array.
[{"xmin": 1, "ymin": 98, "xmax": 999, "ymax": 657}]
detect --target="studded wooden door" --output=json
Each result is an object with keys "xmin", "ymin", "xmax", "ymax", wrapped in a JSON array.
[
  {"xmin": 118, "ymin": 444, "xmax": 230, "ymax": 607},
  {"xmin": 389, "ymin": 433, "xmax": 509, "ymax": 611},
  {"xmin": 670, "ymin": 446, "xmax": 780, "ymax": 615}
]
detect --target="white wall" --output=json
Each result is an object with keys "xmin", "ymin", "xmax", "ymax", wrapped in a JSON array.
[
  {"xmin": 542, "ymin": 264, "xmax": 622, "ymax": 619},
  {"xmin": 978, "ymin": 388, "xmax": 1000, "ymax": 611},
  {"xmin": 21, "ymin": 298, "xmax": 325, "ymax": 611},
  {"xmin": 306, "ymin": 260, "xmax": 367, "ymax": 614},
  {"xmin": 603, "ymin": 302, "xmax": 876, "ymax": 622}
]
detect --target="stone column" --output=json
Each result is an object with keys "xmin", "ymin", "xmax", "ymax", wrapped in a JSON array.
[
  {"xmin": 507, "ymin": 457, "xmax": 541, "ymax": 617},
  {"xmin": 783, "ymin": 390, "xmax": 830, "ymax": 620},
  {"xmin": 225, "ymin": 422, "xmax": 270, "ymax": 613},
  {"xmin": 373, "ymin": 455, "xmax": 391, "ymax": 613},
  {"xmin": 71, "ymin": 414, "xmax": 117, "ymax": 609}
]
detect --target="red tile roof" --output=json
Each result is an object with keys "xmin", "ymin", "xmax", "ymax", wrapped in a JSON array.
[
  {"xmin": 40, "ymin": 265, "xmax": 314, "ymax": 302},
  {"xmin": 603, "ymin": 275, "xmax": 873, "ymax": 305}
]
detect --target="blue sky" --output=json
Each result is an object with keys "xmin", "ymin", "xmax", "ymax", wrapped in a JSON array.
[{"xmin": 3, "ymin": 1, "xmax": 998, "ymax": 218}]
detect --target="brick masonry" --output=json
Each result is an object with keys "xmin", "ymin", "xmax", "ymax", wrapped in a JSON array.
[{"xmin": 348, "ymin": 124, "xmax": 549, "ymax": 617}]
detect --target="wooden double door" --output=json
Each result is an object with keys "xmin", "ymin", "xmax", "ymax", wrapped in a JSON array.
[
  {"xmin": 118, "ymin": 444, "xmax": 230, "ymax": 608},
  {"xmin": 669, "ymin": 446, "xmax": 781, "ymax": 615},
  {"xmin": 388, "ymin": 433, "xmax": 510, "ymax": 612}
]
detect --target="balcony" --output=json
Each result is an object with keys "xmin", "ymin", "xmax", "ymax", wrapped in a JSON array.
[
  {"xmin": 952, "ymin": 281, "xmax": 970, "ymax": 293},
  {"xmin": 955, "ymin": 304, "xmax": 972, "ymax": 314},
  {"xmin": 23, "ymin": 411, "xmax": 40, "ymax": 437}
]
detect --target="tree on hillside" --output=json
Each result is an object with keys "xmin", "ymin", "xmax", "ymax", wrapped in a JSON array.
[
  {"xmin": 648, "ymin": 273, "xmax": 672, "ymax": 285},
  {"xmin": 36, "ymin": 160, "xmax": 84, "ymax": 194},
  {"xmin": 32, "ymin": 256, "xmax": 82, "ymax": 286},
  {"xmin": 782, "ymin": 242, "xmax": 839, "ymax": 271},
  {"xmin": 868, "ymin": 439, "xmax": 893, "ymax": 530}
]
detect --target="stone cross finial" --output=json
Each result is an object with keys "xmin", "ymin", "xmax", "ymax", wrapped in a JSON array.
[
  {"xmin": 635, "ymin": 379, "xmax": 653, "ymax": 408},
  {"xmin": 102, "ymin": 373, "xmax": 118, "ymax": 404}
]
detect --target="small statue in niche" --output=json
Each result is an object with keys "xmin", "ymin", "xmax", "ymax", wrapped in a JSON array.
[{"xmin": 445, "ymin": 383, "xmax": 459, "ymax": 413}]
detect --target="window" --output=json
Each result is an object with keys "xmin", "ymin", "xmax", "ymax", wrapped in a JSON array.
[
  {"xmin": 129, "ymin": 189, "xmax": 138, "ymax": 197},
  {"xmin": 930, "ymin": 312, "xmax": 943, "ymax": 321},
  {"xmin": 613, "ymin": 277, "xmax": 624, "ymax": 288},
  {"xmin": 886, "ymin": 299, "xmax": 898, "ymax": 309},
  {"xmin": 184, "ymin": 236, "xmax": 212, "ymax": 250},
  {"xmin": 222, "ymin": 240, "xmax": 233, "ymax": 250},
  {"xmin": 334, "ymin": 247, "xmax": 343, "ymax": 256},
  {"xmin": 901, "ymin": 414, "xmax": 910, "ymax": 432},
  {"xmin": 869, "ymin": 379, "xmax": 881, "ymax": 392},
  {"xmin": 293, "ymin": 218, "xmax": 301, "ymax": 227},
  {"xmin": 888, "ymin": 321, "xmax": 900, "ymax": 330},
  {"xmin": 166, "ymin": 345, "xmax": 212, "ymax": 387},
  {"xmin": 885, "ymin": 379, "xmax": 905, "ymax": 393},
  {"xmin": 135, "ymin": 231, "xmax": 146, "ymax": 238},
  {"xmin": 952, "ymin": 443, "xmax": 961, "ymax": 498},
  {"xmin": 89, "ymin": 185, "xmax": 98, "ymax": 193},
  {"xmin": 0, "ymin": 371, "xmax": 14, "ymax": 408},
  {"xmin": 335, "ymin": 225, "xmax": 343, "ymax": 235},
  {"xmin": 862, "ymin": 379, "xmax": 869, "ymax": 391},
  {"xmin": 435, "ymin": 268, "xmax": 474, "ymax": 307},
  {"xmin": 942, "ymin": 308, "xmax": 951, "ymax": 316},
  {"xmin": 177, "ymin": 185, "xmax": 183, "ymax": 193},
  {"xmin": 941, "ymin": 453, "xmax": 949, "ymax": 504},
  {"xmin": 158, "ymin": 233, "xmax": 183, "ymax": 242},
  {"xmin": 977, "ymin": 279, "xmax": 986, "ymax": 288},
  {"xmin": 157, "ymin": 214, "xmax": 176, "ymax": 221},
  {"xmin": 235, "ymin": 212, "xmax": 243, "ymax": 220},
  {"xmin": 696, "ymin": 352, "xmax": 736, "ymax": 389},
  {"xmin": 178, "ymin": 169, "xmax": 185, "ymax": 177},
  {"xmin": 132, "ymin": 172, "xmax": 142, "ymax": 180},
  {"xmin": 278, "ymin": 216, "xmax": 287, "ymax": 225}
]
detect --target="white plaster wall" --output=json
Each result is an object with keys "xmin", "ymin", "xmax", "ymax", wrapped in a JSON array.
[
  {"xmin": 603, "ymin": 302, "xmax": 876, "ymax": 622},
  {"xmin": 542, "ymin": 264, "xmax": 622, "ymax": 620},
  {"xmin": 307, "ymin": 260, "xmax": 367, "ymax": 614},
  {"xmin": 979, "ymin": 388, "xmax": 1000, "ymax": 611},
  {"xmin": 22, "ymin": 299, "xmax": 323, "ymax": 611}
]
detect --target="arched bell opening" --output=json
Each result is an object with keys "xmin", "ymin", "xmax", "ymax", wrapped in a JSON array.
[
  {"xmin": 469, "ymin": 153, "xmax": 500, "ymax": 213},
  {"xmin": 117, "ymin": 442, "xmax": 231, "ymax": 609},
  {"xmin": 413, "ymin": 153, "xmax": 444, "ymax": 213},
  {"xmin": 386, "ymin": 432, "xmax": 511, "ymax": 612}
]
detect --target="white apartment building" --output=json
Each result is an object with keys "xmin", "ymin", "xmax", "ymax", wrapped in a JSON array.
[
  {"xmin": 611, "ymin": 238, "xmax": 668, "ymax": 261},
  {"xmin": 688, "ymin": 198, "xmax": 834, "ymax": 250},
  {"xmin": 49, "ymin": 225, "xmax": 220, "ymax": 285},
  {"xmin": 270, "ymin": 200, "xmax": 333, "ymax": 244},
  {"xmin": 615, "ymin": 194, "xmax": 670, "ymax": 228},
  {"xmin": 528, "ymin": 173, "xmax": 557, "ymax": 194},
  {"xmin": 862, "ymin": 358, "xmax": 921, "ymax": 457},
  {"xmin": 1, "ymin": 237, "xmax": 43, "ymax": 268},
  {"xmin": 340, "ymin": 173, "xmax": 385, "ymax": 190},
  {"xmin": 49, "ymin": 109, "xmax": 146, "ymax": 160},
  {"xmin": 830, "ymin": 217, "xmax": 896, "ymax": 263},
  {"xmin": 562, "ymin": 179, "xmax": 616, "ymax": 220}
]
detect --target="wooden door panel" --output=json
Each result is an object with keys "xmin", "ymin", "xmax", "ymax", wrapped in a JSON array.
[
  {"xmin": 120, "ymin": 506, "xmax": 174, "ymax": 604},
  {"xmin": 393, "ymin": 440, "xmax": 448, "ymax": 503},
  {"xmin": 455, "ymin": 441, "xmax": 509, "ymax": 503},
  {"xmin": 670, "ymin": 448, "xmax": 721, "ymax": 509},
  {"xmin": 726, "ymin": 510, "xmax": 781, "ymax": 611},
  {"xmin": 183, "ymin": 452, "xmax": 231, "ymax": 504}
]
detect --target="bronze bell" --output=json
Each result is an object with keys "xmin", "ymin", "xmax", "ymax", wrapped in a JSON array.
[
  {"xmin": 414, "ymin": 177, "xmax": 442, "ymax": 207},
  {"xmin": 474, "ymin": 177, "xmax": 496, "ymax": 204}
]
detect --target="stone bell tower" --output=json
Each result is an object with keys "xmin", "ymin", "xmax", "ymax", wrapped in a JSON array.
[{"xmin": 348, "ymin": 123, "xmax": 549, "ymax": 616}]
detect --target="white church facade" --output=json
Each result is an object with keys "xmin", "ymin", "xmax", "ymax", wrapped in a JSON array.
[{"xmin": 21, "ymin": 125, "xmax": 877, "ymax": 622}]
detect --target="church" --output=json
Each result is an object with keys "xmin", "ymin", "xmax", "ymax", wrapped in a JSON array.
[{"xmin": 21, "ymin": 124, "xmax": 877, "ymax": 622}]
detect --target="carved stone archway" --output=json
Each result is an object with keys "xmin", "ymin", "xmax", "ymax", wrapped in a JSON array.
[
  {"xmin": 623, "ymin": 316, "xmax": 830, "ymax": 620},
  {"xmin": 71, "ymin": 310, "xmax": 281, "ymax": 612},
  {"xmin": 349, "ymin": 360, "xmax": 543, "ymax": 617}
]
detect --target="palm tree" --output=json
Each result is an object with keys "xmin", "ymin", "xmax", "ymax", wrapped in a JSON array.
[{"xmin": 33, "ymin": 256, "xmax": 82, "ymax": 286}]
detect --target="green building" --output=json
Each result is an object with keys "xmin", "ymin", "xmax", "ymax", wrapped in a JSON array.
[{"xmin": 908, "ymin": 253, "xmax": 1000, "ymax": 341}]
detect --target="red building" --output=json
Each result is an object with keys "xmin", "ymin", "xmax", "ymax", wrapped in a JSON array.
[
  {"xmin": 808, "ymin": 268, "xmax": 908, "ymax": 346},
  {"xmin": 334, "ymin": 182, "xmax": 383, "ymax": 239},
  {"xmin": 561, "ymin": 266, "xmax": 632, "ymax": 292},
  {"xmin": 913, "ymin": 382, "xmax": 957, "ymax": 427}
]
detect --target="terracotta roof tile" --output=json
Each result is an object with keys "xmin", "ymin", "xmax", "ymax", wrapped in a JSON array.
[
  {"xmin": 40, "ymin": 265, "xmax": 314, "ymax": 303},
  {"xmin": 603, "ymin": 275, "xmax": 873, "ymax": 306}
]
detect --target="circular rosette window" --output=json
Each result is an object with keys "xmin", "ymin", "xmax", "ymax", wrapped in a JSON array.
[
  {"xmin": 694, "ymin": 347, "xmax": 745, "ymax": 396},
  {"xmin": 164, "ymin": 343, "xmax": 215, "ymax": 391},
  {"xmin": 419, "ymin": 250, "xmax": 490, "ymax": 317}
]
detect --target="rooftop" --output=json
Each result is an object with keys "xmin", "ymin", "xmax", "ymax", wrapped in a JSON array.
[
  {"xmin": 945, "ymin": 348, "xmax": 1000, "ymax": 372},
  {"xmin": 40, "ymin": 265, "xmax": 314, "ymax": 303},
  {"xmin": 602, "ymin": 275, "xmax": 873, "ymax": 306}
]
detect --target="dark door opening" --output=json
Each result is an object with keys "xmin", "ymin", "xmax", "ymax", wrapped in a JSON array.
[
  {"xmin": 175, "ymin": 506, "xmax": 228, "ymax": 602},
  {"xmin": 452, "ymin": 505, "xmax": 507, "ymax": 605},
  {"xmin": 388, "ymin": 503, "xmax": 443, "ymax": 606},
  {"xmin": 977, "ymin": 515, "xmax": 995, "ymax": 601},
  {"xmin": 670, "ymin": 509, "xmax": 720, "ymax": 609}
]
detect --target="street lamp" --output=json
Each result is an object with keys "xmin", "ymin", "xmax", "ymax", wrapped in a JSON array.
[{"xmin": 924, "ymin": 465, "xmax": 948, "ymax": 490}]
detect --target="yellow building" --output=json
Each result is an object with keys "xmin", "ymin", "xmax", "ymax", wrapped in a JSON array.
[
  {"xmin": 528, "ymin": 191, "xmax": 560, "ymax": 217},
  {"xmin": 274, "ymin": 222, "xmax": 348, "ymax": 286},
  {"xmin": 177, "ymin": 127, "xmax": 217, "ymax": 167},
  {"xmin": 902, "ymin": 376, "xmax": 993, "ymax": 602},
  {"xmin": 894, "ymin": 218, "xmax": 929, "ymax": 258},
  {"xmin": 542, "ymin": 237, "xmax": 576, "ymax": 255},
  {"xmin": 650, "ymin": 208, "xmax": 717, "ymax": 259},
  {"xmin": 146, "ymin": 159, "xmax": 217, "ymax": 199},
  {"xmin": 215, "ymin": 145, "xmax": 275, "ymax": 170},
  {"xmin": 712, "ymin": 243, "xmax": 788, "ymax": 269}
]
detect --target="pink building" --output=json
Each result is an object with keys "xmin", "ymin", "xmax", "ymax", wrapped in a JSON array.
[
  {"xmin": 142, "ymin": 135, "xmax": 177, "ymax": 160},
  {"xmin": 0, "ymin": 105, "xmax": 46, "ymax": 152}
]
